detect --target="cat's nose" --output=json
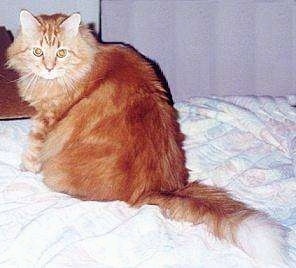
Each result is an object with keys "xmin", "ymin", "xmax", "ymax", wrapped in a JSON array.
[{"xmin": 45, "ymin": 66, "xmax": 54, "ymax": 72}]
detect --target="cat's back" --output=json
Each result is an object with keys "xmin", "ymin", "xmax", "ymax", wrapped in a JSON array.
[{"xmin": 89, "ymin": 43, "xmax": 163, "ymax": 95}]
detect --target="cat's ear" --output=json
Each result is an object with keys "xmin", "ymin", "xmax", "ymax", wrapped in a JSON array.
[
  {"xmin": 60, "ymin": 13, "xmax": 81, "ymax": 38},
  {"xmin": 20, "ymin": 10, "xmax": 40, "ymax": 36}
]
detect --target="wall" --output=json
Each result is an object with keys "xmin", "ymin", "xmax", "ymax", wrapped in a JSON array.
[
  {"xmin": 101, "ymin": 0, "xmax": 296, "ymax": 101},
  {"xmin": 0, "ymin": 0, "xmax": 100, "ymax": 36}
]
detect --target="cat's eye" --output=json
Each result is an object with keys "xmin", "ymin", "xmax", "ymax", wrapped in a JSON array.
[
  {"xmin": 56, "ymin": 48, "xmax": 67, "ymax": 58},
  {"xmin": 33, "ymin": 47, "xmax": 43, "ymax": 57}
]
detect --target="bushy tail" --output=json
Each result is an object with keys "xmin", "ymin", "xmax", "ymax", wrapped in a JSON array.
[{"xmin": 135, "ymin": 182, "xmax": 288, "ymax": 267}]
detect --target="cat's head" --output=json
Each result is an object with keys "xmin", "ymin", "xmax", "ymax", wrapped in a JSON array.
[{"xmin": 7, "ymin": 10, "xmax": 97, "ymax": 83}]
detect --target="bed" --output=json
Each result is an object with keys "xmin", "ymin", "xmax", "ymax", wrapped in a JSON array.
[{"xmin": 0, "ymin": 95, "xmax": 295, "ymax": 267}]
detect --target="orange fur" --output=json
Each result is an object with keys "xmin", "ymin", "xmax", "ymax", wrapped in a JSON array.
[{"xmin": 7, "ymin": 12, "xmax": 282, "ymax": 251}]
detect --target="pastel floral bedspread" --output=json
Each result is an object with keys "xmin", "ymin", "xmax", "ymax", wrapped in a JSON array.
[{"xmin": 0, "ymin": 95, "xmax": 295, "ymax": 267}]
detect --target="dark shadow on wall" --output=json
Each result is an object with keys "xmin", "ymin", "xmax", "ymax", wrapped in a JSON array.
[
  {"xmin": 148, "ymin": 55, "xmax": 174, "ymax": 106},
  {"xmin": 87, "ymin": 22, "xmax": 98, "ymax": 41}
]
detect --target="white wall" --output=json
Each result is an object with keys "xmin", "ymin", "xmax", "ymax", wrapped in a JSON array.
[
  {"xmin": 0, "ymin": 0, "xmax": 100, "ymax": 36},
  {"xmin": 101, "ymin": 0, "xmax": 296, "ymax": 100}
]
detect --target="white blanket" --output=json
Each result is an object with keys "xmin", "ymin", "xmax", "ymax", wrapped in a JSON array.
[{"xmin": 0, "ymin": 96, "xmax": 295, "ymax": 267}]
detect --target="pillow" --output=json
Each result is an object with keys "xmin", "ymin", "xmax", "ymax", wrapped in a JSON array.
[{"xmin": 0, "ymin": 26, "xmax": 35, "ymax": 119}]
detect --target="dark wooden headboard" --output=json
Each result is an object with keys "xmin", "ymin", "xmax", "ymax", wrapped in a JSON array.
[{"xmin": 0, "ymin": 26, "xmax": 35, "ymax": 119}]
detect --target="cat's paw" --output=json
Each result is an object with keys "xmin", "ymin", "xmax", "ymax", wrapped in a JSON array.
[{"xmin": 21, "ymin": 153, "xmax": 42, "ymax": 173}]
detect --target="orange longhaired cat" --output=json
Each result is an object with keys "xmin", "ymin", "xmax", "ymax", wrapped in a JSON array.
[{"xmin": 7, "ymin": 10, "xmax": 287, "ymax": 266}]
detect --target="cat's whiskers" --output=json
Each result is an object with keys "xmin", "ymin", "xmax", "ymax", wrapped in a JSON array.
[
  {"xmin": 67, "ymin": 77, "xmax": 77, "ymax": 92},
  {"xmin": 16, "ymin": 73, "xmax": 35, "ymax": 83},
  {"xmin": 62, "ymin": 74, "xmax": 80, "ymax": 97},
  {"xmin": 26, "ymin": 74, "xmax": 39, "ymax": 100},
  {"xmin": 0, "ymin": 72, "xmax": 33, "ymax": 83},
  {"xmin": 60, "ymin": 76, "xmax": 73, "ymax": 98},
  {"xmin": 29, "ymin": 74, "xmax": 39, "ymax": 100},
  {"xmin": 22, "ymin": 73, "xmax": 36, "ymax": 98}
]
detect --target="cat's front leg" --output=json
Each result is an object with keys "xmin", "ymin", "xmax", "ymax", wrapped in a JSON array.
[
  {"xmin": 21, "ymin": 117, "xmax": 48, "ymax": 173},
  {"xmin": 21, "ymin": 142, "xmax": 42, "ymax": 173}
]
